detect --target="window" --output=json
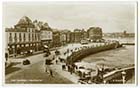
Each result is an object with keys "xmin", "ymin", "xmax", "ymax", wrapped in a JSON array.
[
  {"xmin": 38, "ymin": 34, "xmax": 40, "ymax": 40},
  {"xmin": 9, "ymin": 33, "xmax": 12, "ymax": 43},
  {"xmin": 28, "ymin": 28, "xmax": 30, "ymax": 32},
  {"xmin": 24, "ymin": 33, "xmax": 26, "ymax": 42},
  {"xmin": 35, "ymin": 34, "xmax": 37, "ymax": 40},
  {"xmin": 29, "ymin": 33, "xmax": 30, "ymax": 41},
  {"xmin": 14, "ymin": 33, "xmax": 17, "ymax": 42},
  {"xmin": 30, "ymin": 29, "xmax": 32, "ymax": 32},
  {"xmin": 19, "ymin": 33, "xmax": 22, "ymax": 42},
  {"xmin": 32, "ymin": 34, "xmax": 34, "ymax": 41}
]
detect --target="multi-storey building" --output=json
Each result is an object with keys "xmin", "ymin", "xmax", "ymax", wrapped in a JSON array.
[
  {"xmin": 40, "ymin": 22, "xmax": 53, "ymax": 48},
  {"xmin": 73, "ymin": 29, "xmax": 82, "ymax": 43},
  {"xmin": 70, "ymin": 32, "xmax": 75, "ymax": 43},
  {"xmin": 60, "ymin": 31, "xmax": 67, "ymax": 45},
  {"xmin": 65, "ymin": 30, "xmax": 71, "ymax": 43},
  {"xmin": 5, "ymin": 16, "xmax": 41, "ymax": 57},
  {"xmin": 52, "ymin": 29, "xmax": 61, "ymax": 47},
  {"xmin": 81, "ymin": 29, "xmax": 88, "ymax": 40},
  {"xmin": 59, "ymin": 30, "xmax": 71, "ymax": 45},
  {"xmin": 87, "ymin": 27, "xmax": 103, "ymax": 41}
]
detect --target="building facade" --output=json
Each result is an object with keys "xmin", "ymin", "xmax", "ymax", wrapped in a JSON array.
[
  {"xmin": 70, "ymin": 32, "xmax": 75, "ymax": 43},
  {"xmin": 59, "ymin": 30, "xmax": 71, "ymax": 45},
  {"xmin": 52, "ymin": 30, "xmax": 61, "ymax": 47},
  {"xmin": 5, "ymin": 16, "xmax": 41, "ymax": 57},
  {"xmin": 87, "ymin": 27, "xmax": 103, "ymax": 41},
  {"xmin": 40, "ymin": 22, "xmax": 53, "ymax": 48},
  {"xmin": 60, "ymin": 32, "xmax": 67, "ymax": 45},
  {"xmin": 73, "ymin": 29, "xmax": 82, "ymax": 43},
  {"xmin": 65, "ymin": 30, "xmax": 71, "ymax": 43},
  {"xmin": 81, "ymin": 29, "xmax": 88, "ymax": 40}
]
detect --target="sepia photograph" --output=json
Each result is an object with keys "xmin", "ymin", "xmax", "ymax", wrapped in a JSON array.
[{"xmin": 3, "ymin": 1, "xmax": 137, "ymax": 85}]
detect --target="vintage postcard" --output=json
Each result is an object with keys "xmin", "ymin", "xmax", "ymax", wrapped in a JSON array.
[{"xmin": 3, "ymin": 1, "xmax": 137, "ymax": 86}]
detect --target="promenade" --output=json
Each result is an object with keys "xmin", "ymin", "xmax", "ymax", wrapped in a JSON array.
[
  {"xmin": 5, "ymin": 43, "xmax": 98, "ymax": 84},
  {"xmin": 5, "ymin": 42, "xmax": 128, "ymax": 84}
]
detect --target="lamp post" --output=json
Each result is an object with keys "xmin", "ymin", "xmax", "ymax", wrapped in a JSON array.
[{"xmin": 121, "ymin": 71, "xmax": 126, "ymax": 84}]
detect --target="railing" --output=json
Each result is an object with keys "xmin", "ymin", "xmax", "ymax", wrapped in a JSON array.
[
  {"xmin": 103, "ymin": 65, "xmax": 135, "ymax": 83},
  {"xmin": 67, "ymin": 43, "xmax": 122, "ymax": 64},
  {"xmin": 121, "ymin": 43, "xmax": 135, "ymax": 45}
]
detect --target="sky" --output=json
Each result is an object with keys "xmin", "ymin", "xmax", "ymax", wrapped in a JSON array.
[{"xmin": 3, "ymin": 1, "xmax": 136, "ymax": 33}]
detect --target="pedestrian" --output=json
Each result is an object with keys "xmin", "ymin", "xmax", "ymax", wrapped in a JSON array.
[
  {"xmin": 56, "ymin": 60, "xmax": 58, "ymax": 64},
  {"xmin": 83, "ymin": 72, "xmax": 86, "ymax": 78},
  {"xmin": 79, "ymin": 71, "xmax": 82, "ymax": 78},
  {"xmin": 49, "ymin": 69, "xmax": 53, "ymax": 77},
  {"xmin": 70, "ymin": 65, "xmax": 73, "ymax": 74},
  {"xmin": 75, "ymin": 65, "xmax": 78, "ymax": 69},
  {"xmin": 5, "ymin": 53, "xmax": 8, "ymax": 61},
  {"xmin": 52, "ymin": 55, "xmax": 55, "ymax": 60},
  {"xmin": 62, "ymin": 64, "xmax": 66, "ymax": 70},
  {"xmin": 45, "ymin": 59, "xmax": 48, "ymax": 73},
  {"xmin": 67, "ymin": 49, "xmax": 69, "ymax": 53},
  {"xmin": 68, "ymin": 65, "xmax": 70, "ymax": 72},
  {"xmin": 45, "ymin": 67, "xmax": 48, "ymax": 73}
]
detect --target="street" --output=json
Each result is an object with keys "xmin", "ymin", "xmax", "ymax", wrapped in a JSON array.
[
  {"xmin": 6, "ymin": 60, "xmax": 73, "ymax": 84},
  {"xmin": 5, "ymin": 43, "xmax": 98, "ymax": 84},
  {"xmin": 5, "ymin": 42, "xmax": 134, "ymax": 84}
]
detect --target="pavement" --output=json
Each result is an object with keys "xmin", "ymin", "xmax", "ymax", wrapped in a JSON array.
[{"xmin": 49, "ymin": 63, "xmax": 80, "ymax": 84}]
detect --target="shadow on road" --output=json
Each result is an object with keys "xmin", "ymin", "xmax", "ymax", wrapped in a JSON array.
[{"xmin": 5, "ymin": 63, "xmax": 21, "ymax": 75}]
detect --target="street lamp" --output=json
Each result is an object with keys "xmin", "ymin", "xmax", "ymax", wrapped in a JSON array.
[{"xmin": 121, "ymin": 70, "xmax": 126, "ymax": 84}]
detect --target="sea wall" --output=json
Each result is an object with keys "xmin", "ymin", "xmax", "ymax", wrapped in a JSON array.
[{"xmin": 67, "ymin": 43, "xmax": 122, "ymax": 64}]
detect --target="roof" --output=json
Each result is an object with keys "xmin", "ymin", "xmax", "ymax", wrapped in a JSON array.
[
  {"xmin": 74, "ymin": 29, "xmax": 81, "ymax": 32},
  {"xmin": 18, "ymin": 16, "xmax": 32, "ymax": 25},
  {"xmin": 15, "ymin": 16, "xmax": 35, "ymax": 28},
  {"xmin": 5, "ymin": 28, "xmax": 27, "ymax": 32},
  {"xmin": 40, "ymin": 26, "xmax": 52, "ymax": 31},
  {"xmin": 5, "ymin": 27, "xmax": 40, "ymax": 33}
]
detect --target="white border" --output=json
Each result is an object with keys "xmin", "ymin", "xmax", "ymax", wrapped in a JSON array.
[{"xmin": 0, "ymin": 0, "xmax": 139, "ymax": 88}]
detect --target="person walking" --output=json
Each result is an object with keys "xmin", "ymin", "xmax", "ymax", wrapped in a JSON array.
[
  {"xmin": 52, "ymin": 55, "xmax": 55, "ymax": 60},
  {"xmin": 45, "ymin": 59, "xmax": 48, "ymax": 73},
  {"xmin": 70, "ymin": 65, "xmax": 73, "ymax": 74},
  {"xmin": 56, "ymin": 60, "xmax": 58, "ymax": 64},
  {"xmin": 49, "ymin": 69, "xmax": 53, "ymax": 77},
  {"xmin": 5, "ymin": 53, "xmax": 8, "ymax": 61}
]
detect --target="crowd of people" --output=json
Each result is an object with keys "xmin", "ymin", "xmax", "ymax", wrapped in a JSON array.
[
  {"xmin": 44, "ymin": 47, "xmax": 80, "ymax": 77},
  {"xmin": 43, "ymin": 45, "xmax": 107, "ymax": 84}
]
